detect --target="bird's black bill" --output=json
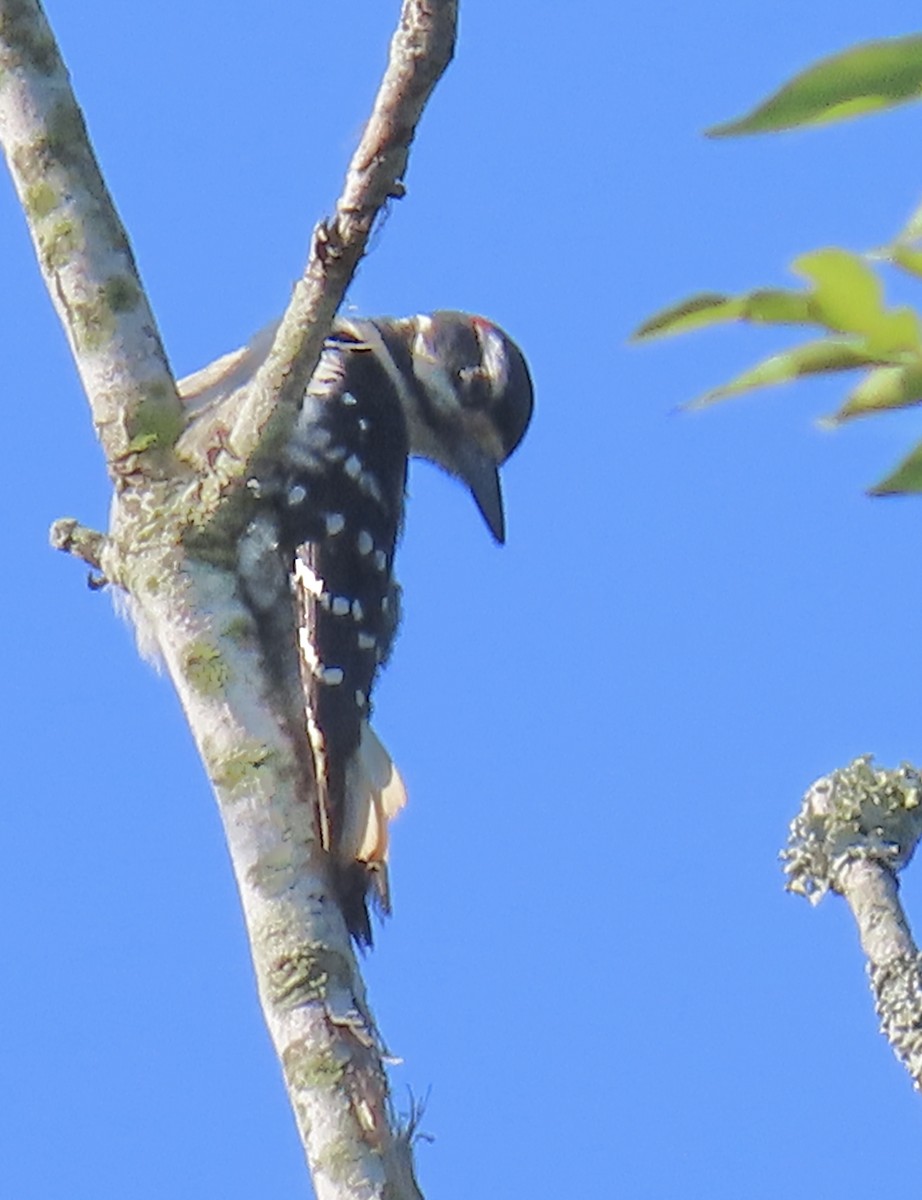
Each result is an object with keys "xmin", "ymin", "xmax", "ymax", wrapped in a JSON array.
[{"xmin": 454, "ymin": 442, "xmax": 506, "ymax": 544}]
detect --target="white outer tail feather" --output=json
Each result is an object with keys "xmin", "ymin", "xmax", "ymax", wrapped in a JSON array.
[{"xmin": 341, "ymin": 723, "xmax": 407, "ymax": 867}]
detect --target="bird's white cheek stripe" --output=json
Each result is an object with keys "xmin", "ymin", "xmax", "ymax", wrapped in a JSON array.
[{"xmin": 478, "ymin": 323, "xmax": 510, "ymax": 399}]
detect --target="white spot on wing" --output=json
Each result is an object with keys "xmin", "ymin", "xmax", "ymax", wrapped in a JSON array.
[
  {"xmin": 351, "ymin": 599, "xmax": 365, "ymax": 621},
  {"xmin": 359, "ymin": 472, "xmax": 384, "ymax": 505},
  {"xmin": 344, "ymin": 454, "xmax": 362, "ymax": 478},
  {"xmin": 373, "ymin": 550, "xmax": 387, "ymax": 571},
  {"xmin": 331, "ymin": 596, "xmax": 351, "ymax": 616},
  {"xmin": 357, "ymin": 632, "xmax": 376, "ymax": 651},
  {"xmin": 293, "ymin": 559, "xmax": 324, "ymax": 596},
  {"xmin": 320, "ymin": 666, "xmax": 344, "ymax": 685},
  {"xmin": 356, "ymin": 530, "xmax": 373, "ymax": 556},
  {"xmin": 325, "ymin": 512, "xmax": 345, "ymax": 536},
  {"xmin": 308, "ymin": 426, "xmax": 332, "ymax": 451}
]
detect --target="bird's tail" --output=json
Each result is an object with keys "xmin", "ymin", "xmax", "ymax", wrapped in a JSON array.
[{"xmin": 336, "ymin": 722, "xmax": 407, "ymax": 945}]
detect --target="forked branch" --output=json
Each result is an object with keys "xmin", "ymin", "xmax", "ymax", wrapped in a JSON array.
[{"xmin": 1, "ymin": 1, "xmax": 457, "ymax": 1196}]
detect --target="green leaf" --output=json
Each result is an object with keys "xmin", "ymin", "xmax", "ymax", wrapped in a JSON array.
[
  {"xmin": 634, "ymin": 253, "xmax": 919, "ymax": 352},
  {"xmin": 632, "ymin": 289, "xmax": 814, "ymax": 340},
  {"xmin": 707, "ymin": 34, "xmax": 922, "ymax": 135},
  {"xmin": 794, "ymin": 249, "xmax": 881, "ymax": 328},
  {"xmin": 870, "ymin": 442, "xmax": 922, "ymax": 495},
  {"xmin": 877, "ymin": 201, "xmax": 922, "ymax": 282},
  {"xmin": 745, "ymin": 290, "xmax": 816, "ymax": 324},
  {"xmin": 892, "ymin": 196, "xmax": 922, "ymax": 244},
  {"xmin": 793, "ymin": 248, "xmax": 921, "ymax": 353},
  {"xmin": 832, "ymin": 362, "xmax": 922, "ymax": 421},
  {"xmin": 887, "ymin": 244, "xmax": 922, "ymax": 282},
  {"xmin": 632, "ymin": 294, "xmax": 742, "ymax": 339},
  {"xmin": 866, "ymin": 310, "xmax": 922, "ymax": 355},
  {"xmin": 690, "ymin": 339, "xmax": 893, "ymax": 408}
]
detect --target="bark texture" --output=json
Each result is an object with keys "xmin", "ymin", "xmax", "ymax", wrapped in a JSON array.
[
  {"xmin": 784, "ymin": 756, "xmax": 922, "ymax": 1089},
  {"xmin": 2, "ymin": 1, "xmax": 458, "ymax": 1195}
]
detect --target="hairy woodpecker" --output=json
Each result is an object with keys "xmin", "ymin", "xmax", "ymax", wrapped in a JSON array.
[{"xmin": 236, "ymin": 311, "xmax": 533, "ymax": 944}]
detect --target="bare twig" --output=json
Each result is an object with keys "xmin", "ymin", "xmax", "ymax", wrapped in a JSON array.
[
  {"xmin": 49, "ymin": 517, "xmax": 106, "ymax": 571},
  {"xmin": 2, "ymin": 1, "xmax": 459, "ymax": 1195},
  {"xmin": 213, "ymin": 0, "xmax": 458, "ymax": 481},
  {"xmin": 784, "ymin": 756, "xmax": 922, "ymax": 1088}
]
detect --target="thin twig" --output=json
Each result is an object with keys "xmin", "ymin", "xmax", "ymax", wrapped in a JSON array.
[
  {"xmin": 49, "ymin": 517, "xmax": 106, "ymax": 571},
  {"xmin": 220, "ymin": 0, "xmax": 458, "ymax": 479}
]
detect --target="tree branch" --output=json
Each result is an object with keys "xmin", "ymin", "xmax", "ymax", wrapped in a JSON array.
[
  {"xmin": 178, "ymin": 0, "xmax": 458, "ymax": 481},
  {"xmin": 784, "ymin": 756, "xmax": 922, "ymax": 1088},
  {"xmin": 0, "ymin": 0, "xmax": 182, "ymax": 478},
  {"xmin": 136, "ymin": 559, "xmax": 426, "ymax": 1200},
  {"xmin": 3, "ymin": 1, "xmax": 459, "ymax": 1194}
]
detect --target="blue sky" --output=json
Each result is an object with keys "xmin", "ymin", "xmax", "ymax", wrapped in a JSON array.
[{"xmin": 4, "ymin": 2, "xmax": 922, "ymax": 1196}]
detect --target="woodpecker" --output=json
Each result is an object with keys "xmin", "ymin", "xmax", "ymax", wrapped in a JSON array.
[{"xmin": 236, "ymin": 311, "xmax": 533, "ymax": 944}]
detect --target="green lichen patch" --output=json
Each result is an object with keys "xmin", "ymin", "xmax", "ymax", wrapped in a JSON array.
[
  {"xmin": 71, "ymin": 280, "xmax": 156, "ymax": 358},
  {"xmin": 103, "ymin": 274, "xmax": 141, "ymax": 313},
  {"xmin": 24, "ymin": 180, "xmax": 58, "ymax": 220},
  {"xmin": 125, "ymin": 432, "xmax": 158, "ymax": 455},
  {"xmin": 266, "ymin": 943, "xmax": 351, "ymax": 1009},
  {"xmin": 211, "ymin": 742, "xmax": 273, "ymax": 793},
  {"xmin": 1, "ymin": 2, "xmax": 62, "ymax": 75},
  {"xmin": 314, "ymin": 1138, "xmax": 360, "ymax": 1185},
  {"xmin": 71, "ymin": 293, "xmax": 115, "ymax": 352},
  {"xmin": 40, "ymin": 216, "xmax": 81, "ymax": 270},
  {"xmin": 783, "ymin": 756, "xmax": 922, "ymax": 902},
  {"xmin": 181, "ymin": 640, "xmax": 230, "ymax": 695},
  {"xmin": 10, "ymin": 138, "xmax": 50, "ymax": 189},
  {"xmin": 283, "ymin": 1040, "xmax": 347, "ymax": 1091},
  {"xmin": 46, "ymin": 98, "xmax": 91, "ymax": 169},
  {"xmin": 872, "ymin": 952, "xmax": 922, "ymax": 1087},
  {"xmin": 127, "ymin": 383, "xmax": 185, "ymax": 456}
]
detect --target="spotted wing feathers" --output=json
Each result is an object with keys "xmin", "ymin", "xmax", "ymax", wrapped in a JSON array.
[{"xmin": 282, "ymin": 336, "xmax": 409, "ymax": 943}]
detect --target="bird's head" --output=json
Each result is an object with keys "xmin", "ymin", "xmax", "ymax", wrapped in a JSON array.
[{"xmin": 404, "ymin": 310, "xmax": 534, "ymax": 543}]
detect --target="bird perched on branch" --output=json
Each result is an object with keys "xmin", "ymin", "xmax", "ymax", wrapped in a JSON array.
[{"xmin": 236, "ymin": 311, "xmax": 534, "ymax": 944}]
